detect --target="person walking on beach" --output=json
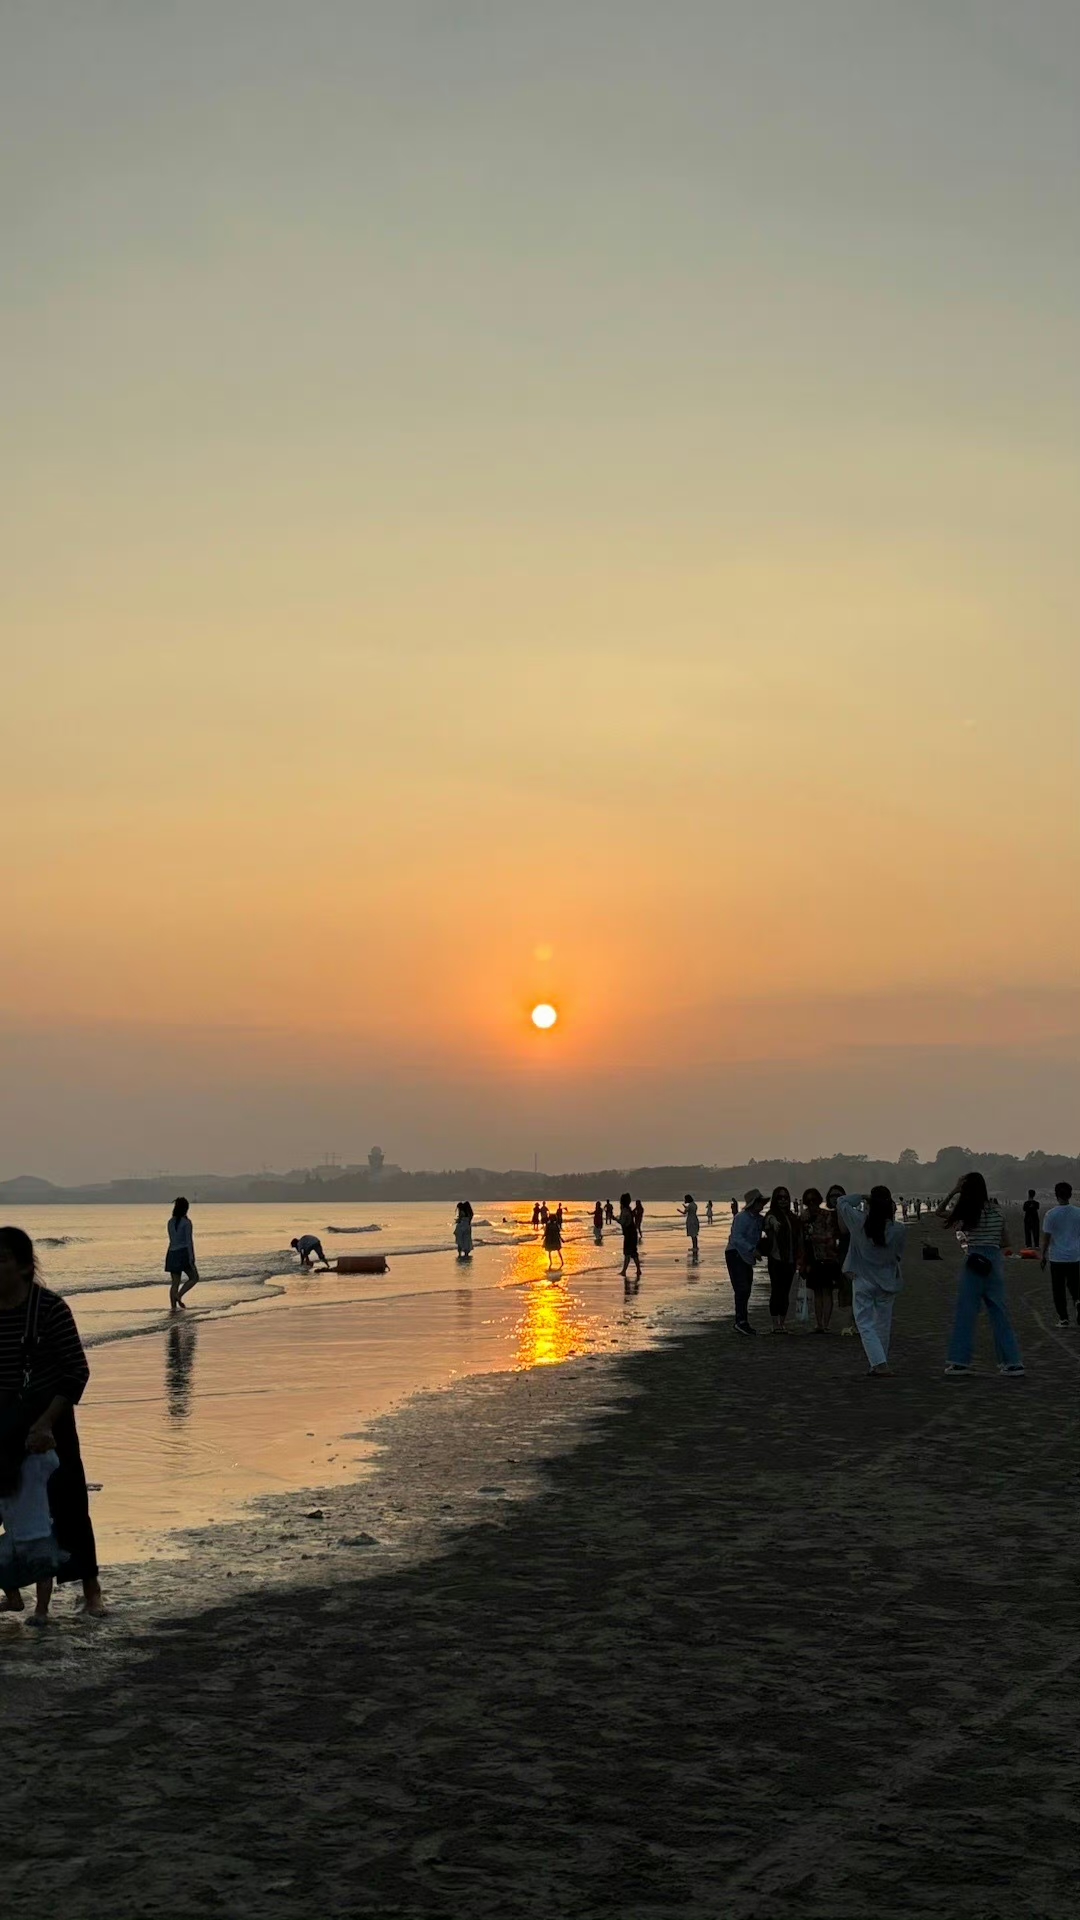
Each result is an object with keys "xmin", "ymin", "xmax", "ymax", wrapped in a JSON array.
[
  {"xmin": 618, "ymin": 1193, "xmax": 641, "ymax": 1283},
  {"xmin": 938, "ymin": 1173, "xmax": 1024, "ymax": 1376},
  {"xmin": 679, "ymin": 1195, "xmax": 700, "ymax": 1261},
  {"xmin": 543, "ymin": 1208, "xmax": 564, "ymax": 1272},
  {"xmin": 730, "ymin": 1197, "xmax": 739, "ymax": 1218},
  {"xmin": 0, "ymin": 1227, "xmax": 103, "ymax": 1617},
  {"xmin": 1040, "ymin": 1181, "xmax": 1080, "ymax": 1327},
  {"xmin": 725, "ymin": 1187, "xmax": 767, "ymax": 1336},
  {"xmin": 290, "ymin": 1235, "xmax": 330, "ymax": 1270},
  {"xmin": 166, "ymin": 1198, "xmax": 199, "ymax": 1312},
  {"xmin": 799, "ymin": 1187, "xmax": 842, "ymax": 1333},
  {"xmin": 826, "ymin": 1184, "xmax": 855, "ymax": 1336},
  {"xmin": 706, "ymin": 1199, "xmax": 714, "ymax": 1226},
  {"xmin": 763, "ymin": 1186, "xmax": 798, "ymax": 1332},
  {"xmin": 454, "ymin": 1201, "xmax": 474, "ymax": 1260},
  {"xmin": 835, "ymin": 1189, "xmax": 905, "ymax": 1376},
  {"xmin": 1022, "ymin": 1189, "xmax": 1041, "ymax": 1250}
]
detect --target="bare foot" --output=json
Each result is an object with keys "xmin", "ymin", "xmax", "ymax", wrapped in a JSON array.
[{"xmin": 0, "ymin": 1593, "xmax": 25, "ymax": 1613}]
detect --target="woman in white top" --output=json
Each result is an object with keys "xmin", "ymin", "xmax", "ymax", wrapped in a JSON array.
[
  {"xmin": 836, "ymin": 1188, "xmax": 906, "ymax": 1376},
  {"xmin": 165, "ymin": 1197, "xmax": 199, "ymax": 1312}
]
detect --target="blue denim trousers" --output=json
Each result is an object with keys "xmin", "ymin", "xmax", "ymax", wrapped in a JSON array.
[{"xmin": 947, "ymin": 1248, "xmax": 1022, "ymax": 1368}]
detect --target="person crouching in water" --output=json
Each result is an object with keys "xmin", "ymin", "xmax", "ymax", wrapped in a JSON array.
[
  {"xmin": 291, "ymin": 1235, "xmax": 330, "ymax": 1270},
  {"xmin": 835, "ymin": 1187, "xmax": 906, "ymax": 1376},
  {"xmin": 799, "ymin": 1187, "xmax": 842, "ymax": 1333}
]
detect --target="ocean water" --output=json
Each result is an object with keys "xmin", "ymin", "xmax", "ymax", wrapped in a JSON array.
[{"xmin": 10, "ymin": 1200, "xmax": 728, "ymax": 1564}]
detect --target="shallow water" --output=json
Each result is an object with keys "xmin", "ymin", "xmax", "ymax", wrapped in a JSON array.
[{"xmin": 12, "ymin": 1201, "xmax": 730, "ymax": 1564}]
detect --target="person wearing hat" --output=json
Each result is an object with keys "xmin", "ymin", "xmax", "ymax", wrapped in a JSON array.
[{"xmin": 725, "ymin": 1188, "xmax": 767, "ymax": 1335}]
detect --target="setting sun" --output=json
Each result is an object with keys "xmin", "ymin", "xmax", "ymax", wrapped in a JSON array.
[{"xmin": 531, "ymin": 1003, "xmax": 558, "ymax": 1031}]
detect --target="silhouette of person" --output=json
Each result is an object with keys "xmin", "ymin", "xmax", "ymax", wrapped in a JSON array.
[
  {"xmin": 291, "ymin": 1235, "xmax": 330, "ymax": 1269},
  {"xmin": 619, "ymin": 1193, "xmax": 641, "ymax": 1282}
]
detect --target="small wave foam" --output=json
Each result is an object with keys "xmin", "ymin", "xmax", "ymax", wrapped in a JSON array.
[{"xmin": 37, "ymin": 1235, "xmax": 88, "ymax": 1247}]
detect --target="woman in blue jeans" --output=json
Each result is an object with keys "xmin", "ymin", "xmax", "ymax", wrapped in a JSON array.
[{"xmin": 938, "ymin": 1172, "xmax": 1024, "ymax": 1376}]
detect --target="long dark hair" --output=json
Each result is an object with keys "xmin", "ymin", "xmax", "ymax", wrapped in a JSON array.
[
  {"xmin": 865, "ymin": 1185, "xmax": 896, "ymax": 1248},
  {"xmin": 619, "ymin": 1192, "xmax": 632, "ymax": 1210},
  {"xmin": 802, "ymin": 1187, "xmax": 823, "ymax": 1211},
  {"xmin": 769, "ymin": 1186, "xmax": 791, "ymax": 1212},
  {"xmin": 946, "ymin": 1172, "xmax": 989, "ymax": 1233},
  {"xmin": 172, "ymin": 1197, "xmax": 190, "ymax": 1221},
  {"xmin": 0, "ymin": 1226, "xmax": 38, "ymax": 1279}
]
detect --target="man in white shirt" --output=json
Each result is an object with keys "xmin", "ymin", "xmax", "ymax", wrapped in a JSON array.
[{"xmin": 1040, "ymin": 1181, "xmax": 1080, "ymax": 1328}]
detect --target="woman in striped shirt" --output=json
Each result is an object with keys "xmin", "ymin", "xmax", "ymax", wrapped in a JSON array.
[
  {"xmin": 0, "ymin": 1225, "xmax": 102, "ymax": 1614},
  {"xmin": 938, "ymin": 1173, "xmax": 1024, "ymax": 1377}
]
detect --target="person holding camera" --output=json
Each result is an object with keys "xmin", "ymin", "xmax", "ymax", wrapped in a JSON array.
[{"xmin": 938, "ymin": 1172, "xmax": 1024, "ymax": 1376}]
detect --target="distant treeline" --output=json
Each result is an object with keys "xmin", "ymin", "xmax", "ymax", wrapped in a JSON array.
[{"xmin": 2, "ymin": 1146, "xmax": 1077, "ymax": 1206}]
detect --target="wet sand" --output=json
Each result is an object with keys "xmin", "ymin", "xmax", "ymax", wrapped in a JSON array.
[{"xmin": 5, "ymin": 1222, "xmax": 1078, "ymax": 1918}]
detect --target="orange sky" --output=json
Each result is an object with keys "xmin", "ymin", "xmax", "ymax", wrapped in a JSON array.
[{"xmin": 4, "ymin": 4, "xmax": 1080, "ymax": 1178}]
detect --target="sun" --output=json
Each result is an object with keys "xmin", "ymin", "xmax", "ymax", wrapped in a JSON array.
[{"xmin": 531, "ymin": 1003, "xmax": 558, "ymax": 1030}]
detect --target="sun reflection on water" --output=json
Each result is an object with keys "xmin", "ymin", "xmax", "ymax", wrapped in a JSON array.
[{"xmin": 502, "ymin": 1236, "xmax": 605, "ymax": 1369}]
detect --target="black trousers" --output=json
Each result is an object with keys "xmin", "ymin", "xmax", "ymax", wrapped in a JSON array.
[
  {"xmin": 767, "ymin": 1258, "xmax": 796, "ymax": 1319},
  {"xmin": 725, "ymin": 1249, "xmax": 754, "ymax": 1322},
  {"xmin": 1049, "ymin": 1262, "xmax": 1080, "ymax": 1322},
  {"xmin": 1024, "ymin": 1217, "xmax": 1040, "ymax": 1248}
]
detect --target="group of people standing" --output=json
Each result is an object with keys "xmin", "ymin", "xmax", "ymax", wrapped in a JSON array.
[{"xmin": 723, "ymin": 1173, "xmax": 1031, "ymax": 1377}]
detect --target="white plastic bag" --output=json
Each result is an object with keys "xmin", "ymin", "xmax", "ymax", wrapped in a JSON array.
[{"xmin": 796, "ymin": 1281, "xmax": 810, "ymax": 1325}]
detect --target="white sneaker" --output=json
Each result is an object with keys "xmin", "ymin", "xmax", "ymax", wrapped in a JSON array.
[
  {"xmin": 1056, "ymin": 1318, "xmax": 1070, "ymax": 1329},
  {"xmin": 943, "ymin": 1363, "xmax": 971, "ymax": 1375},
  {"xmin": 998, "ymin": 1364, "xmax": 1025, "ymax": 1376}
]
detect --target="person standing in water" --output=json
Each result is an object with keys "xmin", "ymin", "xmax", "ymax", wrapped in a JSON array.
[
  {"xmin": 679, "ymin": 1194, "xmax": 700, "ymax": 1261},
  {"xmin": 939, "ymin": 1172, "xmax": 1023, "ymax": 1375},
  {"xmin": 618, "ymin": 1193, "xmax": 641, "ymax": 1283},
  {"xmin": 543, "ymin": 1208, "xmax": 564, "ymax": 1272},
  {"xmin": 706, "ymin": 1199, "xmax": 714, "ymax": 1226},
  {"xmin": 454, "ymin": 1201, "xmax": 474, "ymax": 1260},
  {"xmin": 604, "ymin": 1199, "xmax": 615, "ymax": 1224},
  {"xmin": 592, "ymin": 1201, "xmax": 604, "ymax": 1240},
  {"xmin": 0, "ymin": 1227, "xmax": 104, "ymax": 1617},
  {"xmin": 1022, "ymin": 1189, "xmax": 1041, "ymax": 1250},
  {"xmin": 166, "ymin": 1198, "xmax": 199, "ymax": 1312},
  {"xmin": 763, "ymin": 1186, "xmax": 798, "ymax": 1332},
  {"xmin": 290, "ymin": 1235, "xmax": 330, "ymax": 1269},
  {"xmin": 632, "ymin": 1198, "xmax": 644, "ymax": 1242},
  {"xmin": 836, "ymin": 1188, "xmax": 906, "ymax": 1376}
]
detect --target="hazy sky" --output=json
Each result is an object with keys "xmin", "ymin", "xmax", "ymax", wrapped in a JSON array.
[{"xmin": 4, "ymin": 2, "xmax": 1080, "ymax": 1179}]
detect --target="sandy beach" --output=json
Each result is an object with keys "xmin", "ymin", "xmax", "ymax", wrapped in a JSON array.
[{"xmin": 4, "ymin": 1216, "xmax": 1078, "ymax": 1918}]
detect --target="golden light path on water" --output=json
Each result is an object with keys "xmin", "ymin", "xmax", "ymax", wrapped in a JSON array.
[{"xmin": 502, "ymin": 1234, "xmax": 608, "ymax": 1370}]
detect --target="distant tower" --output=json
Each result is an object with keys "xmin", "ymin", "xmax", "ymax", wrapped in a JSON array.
[{"xmin": 368, "ymin": 1146, "xmax": 385, "ymax": 1178}]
